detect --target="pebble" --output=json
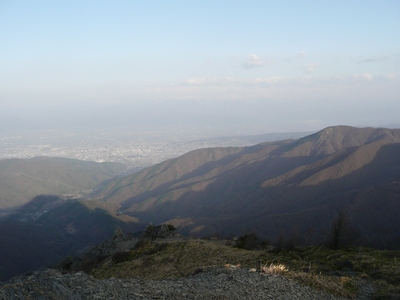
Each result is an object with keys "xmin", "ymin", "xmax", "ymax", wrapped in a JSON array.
[{"xmin": 0, "ymin": 267, "xmax": 372, "ymax": 300}]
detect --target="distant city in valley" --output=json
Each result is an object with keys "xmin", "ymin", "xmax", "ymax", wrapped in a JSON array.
[{"xmin": 0, "ymin": 128, "xmax": 312, "ymax": 170}]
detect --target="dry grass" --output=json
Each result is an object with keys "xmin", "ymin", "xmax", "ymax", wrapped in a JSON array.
[
  {"xmin": 289, "ymin": 271, "xmax": 358, "ymax": 299},
  {"xmin": 90, "ymin": 239, "xmax": 400, "ymax": 299},
  {"xmin": 261, "ymin": 263, "xmax": 289, "ymax": 274},
  {"xmin": 92, "ymin": 239, "xmax": 267, "ymax": 280}
]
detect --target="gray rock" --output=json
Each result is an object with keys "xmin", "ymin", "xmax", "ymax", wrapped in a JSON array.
[{"xmin": 1, "ymin": 266, "xmax": 376, "ymax": 300}]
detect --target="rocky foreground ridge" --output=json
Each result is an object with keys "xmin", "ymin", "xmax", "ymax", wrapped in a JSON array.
[
  {"xmin": 0, "ymin": 267, "xmax": 353, "ymax": 300},
  {"xmin": 0, "ymin": 225, "xmax": 382, "ymax": 299}
]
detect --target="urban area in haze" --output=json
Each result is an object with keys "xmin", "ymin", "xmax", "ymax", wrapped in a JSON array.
[{"xmin": 0, "ymin": 127, "xmax": 313, "ymax": 170}]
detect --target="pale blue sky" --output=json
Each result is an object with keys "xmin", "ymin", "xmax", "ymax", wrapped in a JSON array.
[{"xmin": 0, "ymin": 1, "xmax": 399, "ymax": 133}]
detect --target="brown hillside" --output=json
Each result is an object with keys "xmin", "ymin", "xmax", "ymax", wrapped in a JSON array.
[{"xmin": 91, "ymin": 126, "xmax": 400, "ymax": 248}]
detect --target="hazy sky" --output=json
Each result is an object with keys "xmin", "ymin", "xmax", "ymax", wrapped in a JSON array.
[{"xmin": 1, "ymin": 1, "xmax": 399, "ymax": 133}]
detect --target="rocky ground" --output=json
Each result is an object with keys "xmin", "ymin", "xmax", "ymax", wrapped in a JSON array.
[
  {"xmin": 0, "ymin": 266, "xmax": 378, "ymax": 300},
  {"xmin": 0, "ymin": 267, "xmax": 351, "ymax": 300}
]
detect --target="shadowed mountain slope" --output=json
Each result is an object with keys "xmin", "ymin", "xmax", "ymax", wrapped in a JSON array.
[
  {"xmin": 0, "ymin": 157, "xmax": 126, "ymax": 210},
  {"xmin": 0, "ymin": 195, "xmax": 141, "ymax": 281},
  {"xmin": 91, "ymin": 126, "xmax": 400, "ymax": 248}
]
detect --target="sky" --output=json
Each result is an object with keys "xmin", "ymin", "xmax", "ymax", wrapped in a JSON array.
[{"xmin": 0, "ymin": 1, "xmax": 399, "ymax": 134}]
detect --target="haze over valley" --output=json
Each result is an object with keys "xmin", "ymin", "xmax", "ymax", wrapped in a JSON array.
[{"xmin": 0, "ymin": 128, "xmax": 313, "ymax": 169}]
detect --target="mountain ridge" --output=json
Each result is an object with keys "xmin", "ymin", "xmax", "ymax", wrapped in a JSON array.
[
  {"xmin": 90, "ymin": 126, "xmax": 400, "ymax": 248},
  {"xmin": 1, "ymin": 125, "xmax": 400, "ymax": 281}
]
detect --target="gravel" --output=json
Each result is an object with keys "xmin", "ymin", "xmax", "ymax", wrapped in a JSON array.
[{"xmin": 0, "ymin": 267, "xmax": 354, "ymax": 300}]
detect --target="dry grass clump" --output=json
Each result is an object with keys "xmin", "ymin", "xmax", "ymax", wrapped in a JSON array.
[{"xmin": 261, "ymin": 263, "xmax": 288, "ymax": 274}]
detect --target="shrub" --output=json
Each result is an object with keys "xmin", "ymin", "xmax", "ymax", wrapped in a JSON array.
[
  {"xmin": 236, "ymin": 234, "xmax": 260, "ymax": 250},
  {"xmin": 112, "ymin": 251, "xmax": 132, "ymax": 264},
  {"xmin": 144, "ymin": 223, "xmax": 176, "ymax": 240}
]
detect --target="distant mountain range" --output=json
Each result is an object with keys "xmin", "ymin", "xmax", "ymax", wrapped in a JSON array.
[{"xmin": 90, "ymin": 125, "xmax": 400, "ymax": 248}]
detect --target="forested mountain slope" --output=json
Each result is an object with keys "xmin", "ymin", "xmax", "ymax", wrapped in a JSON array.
[{"xmin": 92, "ymin": 126, "xmax": 400, "ymax": 248}]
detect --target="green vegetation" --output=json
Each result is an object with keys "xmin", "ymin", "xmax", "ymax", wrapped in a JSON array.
[{"xmin": 88, "ymin": 238, "xmax": 400, "ymax": 299}]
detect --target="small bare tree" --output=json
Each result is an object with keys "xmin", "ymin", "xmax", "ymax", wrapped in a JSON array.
[{"xmin": 325, "ymin": 211, "xmax": 359, "ymax": 249}]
